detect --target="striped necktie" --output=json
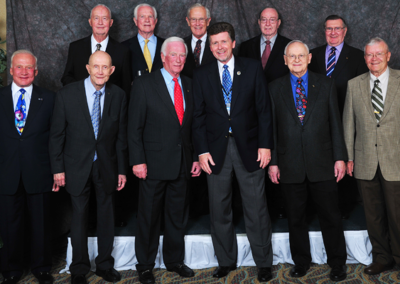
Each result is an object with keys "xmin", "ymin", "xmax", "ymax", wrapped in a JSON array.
[
  {"xmin": 91, "ymin": 90, "xmax": 101, "ymax": 161},
  {"xmin": 326, "ymin": 47, "xmax": 336, "ymax": 77},
  {"xmin": 371, "ymin": 79, "xmax": 384, "ymax": 122}
]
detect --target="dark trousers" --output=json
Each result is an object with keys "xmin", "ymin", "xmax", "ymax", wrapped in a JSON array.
[
  {"xmin": 207, "ymin": 137, "xmax": 273, "ymax": 267},
  {"xmin": 135, "ymin": 161, "xmax": 189, "ymax": 271},
  {"xmin": 357, "ymin": 165, "xmax": 400, "ymax": 266},
  {"xmin": 281, "ymin": 178, "xmax": 346, "ymax": 267},
  {"xmin": 69, "ymin": 161, "xmax": 115, "ymax": 275},
  {"xmin": 0, "ymin": 180, "xmax": 51, "ymax": 278}
]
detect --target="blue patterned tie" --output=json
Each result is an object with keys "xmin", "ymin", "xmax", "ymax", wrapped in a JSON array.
[
  {"xmin": 326, "ymin": 47, "xmax": 336, "ymax": 77},
  {"xmin": 91, "ymin": 90, "xmax": 101, "ymax": 161},
  {"xmin": 295, "ymin": 78, "xmax": 307, "ymax": 124},
  {"xmin": 15, "ymin": 88, "xmax": 27, "ymax": 135},
  {"xmin": 222, "ymin": 65, "xmax": 232, "ymax": 133}
]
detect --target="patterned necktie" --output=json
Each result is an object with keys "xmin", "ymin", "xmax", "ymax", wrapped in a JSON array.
[
  {"xmin": 222, "ymin": 65, "xmax": 233, "ymax": 132},
  {"xmin": 144, "ymin": 39, "xmax": 152, "ymax": 72},
  {"xmin": 371, "ymin": 79, "xmax": 384, "ymax": 122},
  {"xmin": 96, "ymin": 43, "xmax": 101, "ymax": 51},
  {"xmin": 295, "ymin": 78, "xmax": 307, "ymax": 124},
  {"xmin": 261, "ymin": 40, "xmax": 271, "ymax": 69},
  {"xmin": 91, "ymin": 90, "xmax": 101, "ymax": 161},
  {"xmin": 173, "ymin": 78, "xmax": 184, "ymax": 125},
  {"xmin": 326, "ymin": 47, "xmax": 336, "ymax": 77},
  {"xmin": 194, "ymin": 39, "xmax": 202, "ymax": 67},
  {"xmin": 15, "ymin": 88, "xmax": 27, "ymax": 135}
]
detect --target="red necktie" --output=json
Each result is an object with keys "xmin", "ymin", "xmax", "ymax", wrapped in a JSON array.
[
  {"xmin": 173, "ymin": 78, "xmax": 184, "ymax": 125},
  {"xmin": 261, "ymin": 40, "xmax": 271, "ymax": 69}
]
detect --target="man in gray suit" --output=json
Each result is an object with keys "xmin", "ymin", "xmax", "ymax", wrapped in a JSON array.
[{"xmin": 343, "ymin": 37, "xmax": 400, "ymax": 275}]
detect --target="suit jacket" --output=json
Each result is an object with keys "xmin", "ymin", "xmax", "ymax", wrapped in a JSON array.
[
  {"xmin": 309, "ymin": 43, "xmax": 368, "ymax": 115},
  {"xmin": 269, "ymin": 71, "xmax": 348, "ymax": 183},
  {"xmin": 61, "ymin": 35, "xmax": 132, "ymax": 96},
  {"xmin": 192, "ymin": 57, "xmax": 273, "ymax": 174},
  {"xmin": 128, "ymin": 70, "xmax": 194, "ymax": 180},
  {"xmin": 0, "ymin": 84, "xmax": 55, "ymax": 195},
  {"xmin": 238, "ymin": 34, "xmax": 291, "ymax": 83},
  {"xmin": 181, "ymin": 35, "xmax": 215, "ymax": 79},
  {"xmin": 343, "ymin": 68, "xmax": 400, "ymax": 181},
  {"xmin": 122, "ymin": 35, "xmax": 164, "ymax": 81},
  {"xmin": 49, "ymin": 81, "xmax": 128, "ymax": 196}
]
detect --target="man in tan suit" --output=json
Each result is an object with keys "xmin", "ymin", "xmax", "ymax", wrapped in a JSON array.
[{"xmin": 343, "ymin": 37, "xmax": 400, "ymax": 276}]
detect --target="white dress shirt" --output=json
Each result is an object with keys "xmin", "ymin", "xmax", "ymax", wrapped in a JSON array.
[
  {"xmin": 191, "ymin": 33, "xmax": 207, "ymax": 64},
  {"xmin": 12, "ymin": 82, "xmax": 33, "ymax": 115},
  {"xmin": 91, "ymin": 35, "xmax": 109, "ymax": 53}
]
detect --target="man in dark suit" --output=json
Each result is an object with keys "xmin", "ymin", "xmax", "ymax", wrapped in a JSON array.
[
  {"xmin": 239, "ymin": 7, "xmax": 291, "ymax": 219},
  {"xmin": 50, "ymin": 51, "xmax": 127, "ymax": 284},
  {"xmin": 308, "ymin": 15, "xmax": 368, "ymax": 219},
  {"xmin": 181, "ymin": 3, "xmax": 214, "ymax": 78},
  {"xmin": 192, "ymin": 22, "xmax": 274, "ymax": 282},
  {"xmin": 0, "ymin": 50, "xmax": 54, "ymax": 284},
  {"xmin": 129, "ymin": 37, "xmax": 201, "ymax": 284},
  {"xmin": 122, "ymin": 3, "xmax": 164, "ymax": 81},
  {"xmin": 268, "ymin": 40, "xmax": 347, "ymax": 281}
]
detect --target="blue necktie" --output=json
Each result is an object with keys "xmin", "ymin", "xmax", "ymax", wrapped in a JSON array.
[
  {"xmin": 15, "ymin": 88, "xmax": 27, "ymax": 135},
  {"xmin": 91, "ymin": 90, "xmax": 101, "ymax": 161},
  {"xmin": 326, "ymin": 47, "xmax": 336, "ymax": 77},
  {"xmin": 222, "ymin": 65, "xmax": 232, "ymax": 133}
]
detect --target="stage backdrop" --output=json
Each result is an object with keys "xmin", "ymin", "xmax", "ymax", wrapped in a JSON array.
[{"xmin": 6, "ymin": 0, "xmax": 400, "ymax": 91}]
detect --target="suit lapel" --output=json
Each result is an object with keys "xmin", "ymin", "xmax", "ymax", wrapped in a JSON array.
[
  {"xmin": 231, "ymin": 57, "xmax": 243, "ymax": 110},
  {"xmin": 331, "ymin": 43, "xmax": 350, "ymax": 78},
  {"xmin": 265, "ymin": 34, "xmax": 283, "ymax": 72},
  {"xmin": 98, "ymin": 85, "xmax": 112, "ymax": 137},
  {"xmin": 380, "ymin": 68, "xmax": 400, "ymax": 122},
  {"xmin": 181, "ymin": 77, "xmax": 192, "ymax": 127},
  {"xmin": 0, "ymin": 85, "xmax": 18, "ymax": 133},
  {"xmin": 77, "ymin": 81, "xmax": 95, "ymax": 137},
  {"xmin": 153, "ymin": 36, "xmax": 163, "ymax": 70},
  {"xmin": 208, "ymin": 61, "xmax": 228, "ymax": 114},
  {"xmin": 302, "ymin": 72, "xmax": 320, "ymax": 125},
  {"xmin": 83, "ymin": 36, "xmax": 92, "ymax": 61},
  {"xmin": 280, "ymin": 74, "xmax": 302, "ymax": 126},
  {"xmin": 23, "ymin": 85, "xmax": 43, "ymax": 133},
  {"xmin": 359, "ymin": 73, "xmax": 376, "ymax": 121},
  {"xmin": 185, "ymin": 37, "xmax": 195, "ymax": 64},
  {"xmin": 316, "ymin": 45, "xmax": 327, "ymax": 74},
  {"xmin": 132, "ymin": 36, "xmax": 148, "ymax": 69},
  {"xmin": 202, "ymin": 37, "xmax": 214, "ymax": 64}
]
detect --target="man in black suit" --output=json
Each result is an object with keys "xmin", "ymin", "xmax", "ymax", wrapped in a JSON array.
[
  {"xmin": 181, "ymin": 3, "xmax": 214, "ymax": 78},
  {"xmin": 122, "ymin": 3, "xmax": 164, "ymax": 81},
  {"xmin": 129, "ymin": 37, "xmax": 201, "ymax": 284},
  {"xmin": 308, "ymin": 15, "xmax": 368, "ymax": 219},
  {"xmin": 192, "ymin": 22, "xmax": 274, "ymax": 282},
  {"xmin": 268, "ymin": 40, "xmax": 347, "ymax": 281},
  {"xmin": 0, "ymin": 50, "xmax": 54, "ymax": 284},
  {"xmin": 50, "ymin": 51, "xmax": 127, "ymax": 284}
]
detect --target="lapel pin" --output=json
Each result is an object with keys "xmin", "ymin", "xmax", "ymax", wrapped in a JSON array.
[
  {"xmin": 312, "ymin": 85, "xmax": 315, "ymax": 88},
  {"xmin": 187, "ymin": 90, "xmax": 190, "ymax": 92},
  {"xmin": 237, "ymin": 71, "xmax": 241, "ymax": 75},
  {"xmin": 346, "ymin": 57, "xmax": 348, "ymax": 59},
  {"xmin": 38, "ymin": 98, "xmax": 43, "ymax": 100}
]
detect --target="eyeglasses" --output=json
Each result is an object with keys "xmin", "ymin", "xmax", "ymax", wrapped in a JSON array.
[
  {"xmin": 189, "ymin": 18, "xmax": 207, "ymax": 23},
  {"xmin": 365, "ymin": 52, "xmax": 387, "ymax": 59},
  {"xmin": 325, "ymin": 27, "xmax": 345, "ymax": 32},
  {"xmin": 259, "ymin": 17, "xmax": 278, "ymax": 24},
  {"xmin": 285, "ymin": 54, "xmax": 308, "ymax": 60}
]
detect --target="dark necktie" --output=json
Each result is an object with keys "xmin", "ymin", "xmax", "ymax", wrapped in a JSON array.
[
  {"xmin": 295, "ymin": 78, "xmax": 307, "ymax": 124},
  {"xmin": 173, "ymin": 78, "xmax": 184, "ymax": 125},
  {"xmin": 96, "ymin": 43, "xmax": 101, "ymax": 51},
  {"xmin": 194, "ymin": 39, "xmax": 202, "ymax": 67},
  {"xmin": 326, "ymin": 47, "xmax": 336, "ymax": 77},
  {"xmin": 261, "ymin": 40, "xmax": 271, "ymax": 69},
  {"xmin": 371, "ymin": 79, "xmax": 384, "ymax": 122}
]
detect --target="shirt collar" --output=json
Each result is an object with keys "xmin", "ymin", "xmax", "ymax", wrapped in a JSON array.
[
  {"xmin": 91, "ymin": 35, "xmax": 109, "ymax": 49},
  {"xmin": 160, "ymin": 68, "xmax": 181, "ymax": 84},
  {"xmin": 370, "ymin": 66, "xmax": 390, "ymax": 81},
  {"xmin": 192, "ymin": 33, "xmax": 207, "ymax": 44},
  {"xmin": 261, "ymin": 33, "xmax": 278, "ymax": 45},
  {"xmin": 11, "ymin": 82, "xmax": 33, "ymax": 97},
  {"xmin": 326, "ymin": 41, "xmax": 344, "ymax": 53},
  {"xmin": 84, "ymin": 76, "xmax": 105, "ymax": 96},
  {"xmin": 217, "ymin": 55, "xmax": 235, "ymax": 71},
  {"xmin": 137, "ymin": 33, "xmax": 156, "ymax": 43},
  {"xmin": 290, "ymin": 70, "xmax": 309, "ymax": 84}
]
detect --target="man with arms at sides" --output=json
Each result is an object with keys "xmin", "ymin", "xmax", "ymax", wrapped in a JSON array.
[
  {"xmin": 122, "ymin": 3, "xmax": 164, "ymax": 81},
  {"xmin": 129, "ymin": 37, "xmax": 201, "ymax": 284},
  {"xmin": 50, "ymin": 51, "xmax": 128, "ymax": 284},
  {"xmin": 0, "ymin": 50, "xmax": 55, "ymax": 284},
  {"xmin": 181, "ymin": 3, "xmax": 214, "ymax": 78},
  {"xmin": 192, "ymin": 22, "xmax": 274, "ymax": 282},
  {"xmin": 268, "ymin": 40, "xmax": 348, "ymax": 282},
  {"xmin": 344, "ymin": 37, "xmax": 400, "ymax": 276},
  {"xmin": 309, "ymin": 15, "xmax": 368, "ymax": 219}
]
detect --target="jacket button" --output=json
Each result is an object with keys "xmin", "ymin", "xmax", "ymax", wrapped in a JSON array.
[
  {"xmin": 229, "ymin": 118, "xmax": 231, "ymax": 121},
  {"xmin": 225, "ymin": 136, "xmax": 228, "ymax": 138},
  {"xmin": 377, "ymin": 124, "xmax": 380, "ymax": 127},
  {"xmin": 375, "ymin": 144, "xmax": 377, "ymax": 147}
]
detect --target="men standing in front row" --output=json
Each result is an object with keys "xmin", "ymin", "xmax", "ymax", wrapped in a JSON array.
[
  {"xmin": 0, "ymin": 50, "xmax": 54, "ymax": 284},
  {"xmin": 309, "ymin": 15, "xmax": 368, "ymax": 219},
  {"xmin": 123, "ymin": 3, "xmax": 164, "ymax": 81},
  {"xmin": 343, "ymin": 38, "xmax": 400, "ymax": 276},
  {"xmin": 192, "ymin": 22, "xmax": 274, "ymax": 282},
  {"xmin": 50, "ymin": 51, "xmax": 127, "ymax": 284},
  {"xmin": 181, "ymin": 3, "xmax": 215, "ymax": 78},
  {"xmin": 129, "ymin": 37, "xmax": 201, "ymax": 284},
  {"xmin": 268, "ymin": 40, "xmax": 348, "ymax": 282}
]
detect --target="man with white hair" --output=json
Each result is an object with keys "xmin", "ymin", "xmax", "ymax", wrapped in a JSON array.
[
  {"xmin": 123, "ymin": 3, "xmax": 165, "ymax": 81},
  {"xmin": 128, "ymin": 37, "xmax": 201, "ymax": 284}
]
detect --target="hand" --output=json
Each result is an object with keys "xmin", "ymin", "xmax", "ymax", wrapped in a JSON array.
[
  {"xmin": 53, "ymin": 172, "xmax": 66, "ymax": 192},
  {"xmin": 199, "ymin": 153, "xmax": 215, "ymax": 175},
  {"xmin": 116, "ymin": 175, "xmax": 127, "ymax": 191},
  {"xmin": 257, "ymin": 148, "xmax": 271, "ymax": 169},
  {"xmin": 268, "ymin": 165, "xmax": 280, "ymax": 184},
  {"xmin": 191, "ymin": 162, "xmax": 202, "ymax": 177},
  {"xmin": 334, "ymin": 160, "xmax": 346, "ymax": 182},
  {"xmin": 132, "ymin": 164, "xmax": 147, "ymax": 179},
  {"xmin": 347, "ymin": 161, "xmax": 354, "ymax": 177}
]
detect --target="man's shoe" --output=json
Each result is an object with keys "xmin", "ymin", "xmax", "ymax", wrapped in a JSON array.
[
  {"xmin": 364, "ymin": 262, "xmax": 394, "ymax": 275},
  {"xmin": 95, "ymin": 268, "xmax": 121, "ymax": 282},
  {"xmin": 70, "ymin": 274, "xmax": 87, "ymax": 284},
  {"xmin": 167, "ymin": 263, "xmax": 195, "ymax": 277},
  {"xmin": 289, "ymin": 264, "xmax": 310, "ymax": 278},
  {"xmin": 138, "ymin": 270, "xmax": 155, "ymax": 284},
  {"xmin": 33, "ymin": 272, "xmax": 54, "ymax": 284},
  {"xmin": 257, "ymin": 267, "xmax": 272, "ymax": 282},
  {"xmin": 330, "ymin": 265, "xmax": 347, "ymax": 282},
  {"xmin": 1, "ymin": 276, "xmax": 21, "ymax": 284},
  {"xmin": 212, "ymin": 266, "xmax": 236, "ymax": 278}
]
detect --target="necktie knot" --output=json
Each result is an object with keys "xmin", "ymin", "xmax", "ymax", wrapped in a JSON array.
[
  {"xmin": 96, "ymin": 43, "xmax": 101, "ymax": 51},
  {"xmin": 145, "ymin": 39, "xmax": 149, "ymax": 44},
  {"xmin": 20, "ymin": 88, "xmax": 26, "ymax": 95},
  {"xmin": 266, "ymin": 40, "xmax": 271, "ymax": 45},
  {"xmin": 374, "ymin": 79, "xmax": 380, "ymax": 86},
  {"xmin": 331, "ymin": 46, "xmax": 336, "ymax": 52},
  {"xmin": 94, "ymin": 90, "xmax": 102, "ymax": 97},
  {"xmin": 223, "ymin": 64, "xmax": 229, "ymax": 70},
  {"xmin": 297, "ymin": 78, "xmax": 303, "ymax": 84},
  {"xmin": 197, "ymin": 39, "xmax": 202, "ymax": 44},
  {"xmin": 173, "ymin": 78, "xmax": 178, "ymax": 84}
]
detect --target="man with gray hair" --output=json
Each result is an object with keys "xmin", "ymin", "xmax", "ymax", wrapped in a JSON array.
[
  {"xmin": 343, "ymin": 37, "xmax": 400, "ymax": 276},
  {"xmin": 268, "ymin": 40, "xmax": 347, "ymax": 281},
  {"xmin": 123, "ymin": 3, "xmax": 165, "ymax": 81},
  {"xmin": 0, "ymin": 50, "xmax": 55, "ymax": 284},
  {"xmin": 128, "ymin": 37, "xmax": 201, "ymax": 284}
]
